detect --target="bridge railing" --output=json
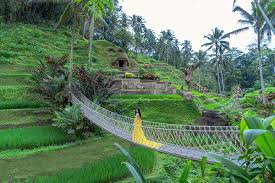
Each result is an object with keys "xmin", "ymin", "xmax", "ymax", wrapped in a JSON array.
[{"xmin": 71, "ymin": 86, "xmax": 245, "ymax": 156}]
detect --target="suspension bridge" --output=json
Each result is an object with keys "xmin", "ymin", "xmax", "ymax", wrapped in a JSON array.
[{"xmin": 71, "ymin": 86, "xmax": 244, "ymax": 164}]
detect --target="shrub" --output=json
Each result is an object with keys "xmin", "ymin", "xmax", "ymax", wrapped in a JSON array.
[
  {"xmin": 142, "ymin": 72, "xmax": 159, "ymax": 81},
  {"xmin": 208, "ymin": 115, "xmax": 275, "ymax": 182},
  {"xmin": 32, "ymin": 55, "xmax": 69, "ymax": 109},
  {"xmin": 124, "ymin": 72, "xmax": 136, "ymax": 78},
  {"xmin": 75, "ymin": 66, "xmax": 116, "ymax": 104},
  {"xmin": 53, "ymin": 105, "xmax": 90, "ymax": 138}
]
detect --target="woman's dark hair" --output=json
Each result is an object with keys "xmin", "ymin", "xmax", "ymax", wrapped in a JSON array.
[{"xmin": 135, "ymin": 108, "xmax": 142, "ymax": 118}]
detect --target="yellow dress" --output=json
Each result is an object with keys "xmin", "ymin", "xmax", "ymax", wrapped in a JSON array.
[{"xmin": 132, "ymin": 117, "xmax": 162, "ymax": 149}]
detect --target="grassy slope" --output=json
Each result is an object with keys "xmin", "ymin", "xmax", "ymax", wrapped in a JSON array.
[
  {"xmin": 0, "ymin": 108, "xmax": 52, "ymax": 127},
  {"xmin": 0, "ymin": 135, "xmax": 127, "ymax": 181},
  {"xmin": 0, "ymin": 23, "xmax": 199, "ymax": 126},
  {"xmin": 109, "ymin": 94, "xmax": 200, "ymax": 124}
]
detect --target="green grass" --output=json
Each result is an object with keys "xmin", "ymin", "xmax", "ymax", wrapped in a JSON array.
[
  {"xmin": 0, "ymin": 143, "xmax": 76, "ymax": 159},
  {"xmin": 0, "ymin": 108, "xmax": 52, "ymax": 126},
  {"xmin": 0, "ymin": 136, "xmax": 128, "ymax": 181},
  {"xmin": 0, "ymin": 100, "xmax": 48, "ymax": 109},
  {"xmin": 0, "ymin": 24, "xmax": 137, "ymax": 72},
  {"xmin": 133, "ymin": 54, "xmax": 185, "ymax": 85},
  {"xmin": 240, "ymin": 87, "xmax": 275, "ymax": 106},
  {"xmin": 0, "ymin": 126, "xmax": 74, "ymax": 150},
  {"xmin": 30, "ymin": 146, "xmax": 155, "ymax": 183},
  {"xmin": 0, "ymin": 85, "xmax": 30, "ymax": 101},
  {"xmin": 107, "ymin": 99, "xmax": 200, "ymax": 124},
  {"xmin": 0, "ymin": 74, "xmax": 32, "ymax": 86},
  {"xmin": 191, "ymin": 90, "xmax": 231, "ymax": 111},
  {"xmin": 111, "ymin": 94, "xmax": 183, "ymax": 100}
]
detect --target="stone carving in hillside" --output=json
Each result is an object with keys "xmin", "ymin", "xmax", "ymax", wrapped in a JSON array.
[{"xmin": 109, "ymin": 48, "xmax": 130, "ymax": 70}]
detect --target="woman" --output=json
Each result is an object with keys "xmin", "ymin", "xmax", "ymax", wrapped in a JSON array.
[{"xmin": 132, "ymin": 109, "xmax": 162, "ymax": 149}]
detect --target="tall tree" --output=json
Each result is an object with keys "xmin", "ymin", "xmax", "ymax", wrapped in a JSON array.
[
  {"xmin": 193, "ymin": 50, "xmax": 208, "ymax": 91},
  {"xmin": 130, "ymin": 15, "xmax": 146, "ymax": 54},
  {"xmin": 81, "ymin": 0, "xmax": 115, "ymax": 65},
  {"xmin": 202, "ymin": 27, "xmax": 231, "ymax": 94},
  {"xmin": 181, "ymin": 40, "xmax": 193, "ymax": 67},
  {"xmin": 233, "ymin": 0, "xmax": 273, "ymax": 104}
]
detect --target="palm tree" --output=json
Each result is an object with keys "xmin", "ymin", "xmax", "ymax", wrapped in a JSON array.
[
  {"xmin": 54, "ymin": 0, "xmax": 114, "ymax": 89},
  {"xmin": 130, "ymin": 15, "xmax": 146, "ymax": 54},
  {"xmin": 202, "ymin": 27, "xmax": 231, "ymax": 94},
  {"xmin": 233, "ymin": 0, "xmax": 273, "ymax": 104},
  {"xmin": 233, "ymin": 0, "xmax": 275, "ymax": 35},
  {"xmin": 193, "ymin": 50, "xmax": 208, "ymax": 91},
  {"xmin": 181, "ymin": 40, "xmax": 193, "ymax": 67},
  {"xmin": 83, "ymin": 0, "xmax": 114, "ymax": 65},
  {"xmin": 159, "ymin": 30, "xmax": 175, "ymax": 64}
]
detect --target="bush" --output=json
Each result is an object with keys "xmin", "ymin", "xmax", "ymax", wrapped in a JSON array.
[
  {"xmin": 53, "ymin": 105, "xmax": 90, "ymax": 138},
  {"xmin": 75, "ymin": 67, "xmax": 116, "ymax": 104},
  {"xmin": 32, "ymin": 55, "xmax": 69, "ymax": 109},
  {"xmin": 124, "ymin": 72, "xmax": 136, "ymax": 78},
  {"xmin": 142, "ymin": 72, "xmax": 159, "ymax": 81}
]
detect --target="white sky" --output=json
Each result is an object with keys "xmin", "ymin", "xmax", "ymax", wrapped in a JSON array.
[{"xmin": 119, "ymin": 0, "xmax": 275, "ymax": 52}]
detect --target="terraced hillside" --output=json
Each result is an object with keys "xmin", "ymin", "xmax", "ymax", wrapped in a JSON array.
[{"xmin": 0, "ymin": 24, "xmax": 201, "ymax": 182}]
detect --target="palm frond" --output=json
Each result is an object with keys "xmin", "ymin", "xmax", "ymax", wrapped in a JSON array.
[
  {"xmin": 225, "ymin": 26, "xmax": 251, "ymax": 37},
  {"xmin": 205, "ymin": 45, "xmax": 214, "ymax": 52},
  {"xmin": 233, "ymin": 6, "xmax": 254, "ymax": 21},
  {"xmin": 238, "ymin": 19, "xmax": 254, "ymax": 25},
  {"xmin": 201, "ymin": 42, "xmax": 213, "ymax": 47}
]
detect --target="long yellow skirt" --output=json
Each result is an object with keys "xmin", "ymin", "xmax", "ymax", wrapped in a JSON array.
[{"xmin": 132, "ymin": 117, "xmax": 162, "ymax": 149}]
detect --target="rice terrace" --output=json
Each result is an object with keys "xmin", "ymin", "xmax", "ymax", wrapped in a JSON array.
[{"xmin": 0, "ymin": 0, "xmax": 274, "ymax": 182}]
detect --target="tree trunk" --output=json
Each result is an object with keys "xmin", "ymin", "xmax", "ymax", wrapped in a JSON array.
[
  {"xmin": 257, "ymin": 33, "xmax": 265, "ymax": 104},
  {"xmin": 88, "ymin": 15, "xmax": 94, "ymax": 65},
  {"xmin": 82, "ymin": 18, "xmax": 88, "ymax": 38},
  {"xmin": 215, "ymin": 44, "xmax": 222, "ymax": 94},
  {"xmin": 166, "ymin": 45, "xmax": 169, "ymax": 64},
  {"xmin": 69, "ymin": 10, "xmax": 75, "ymax": 94},
  {"xmin": 198, "ymin": 68, "xmax": 201, "ymax": 92},
  {"xmin": 220, "ymin": 67, "xmax": 225, "ymax": 93},
  {"xmin": 216, "ymin": 64, "xmax": 222, "ymax": 94}
]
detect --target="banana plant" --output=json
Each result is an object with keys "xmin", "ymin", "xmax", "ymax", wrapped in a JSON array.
[
  {"xmin": 241, "ymin": 115, "xmax": 275, "ymax": 171},
  {"xmin": 208, "ymin": 115, "xmax": 275, "ymax": 182}
]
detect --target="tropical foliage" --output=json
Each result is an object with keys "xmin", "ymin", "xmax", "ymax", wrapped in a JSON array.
[
  {"xmin": 32, "ymin": 55, "xmax": 69, "ymax": 109},
  {"xmin": 75, "ymin": 66, "xmax": 116, "ymax": 104},
  {"xmin": 209, "ymin": 114, "xmax": 275, "ymax": 182},
  {"xmin": 53, "ymin": 104, "xmax": 89, "ymax": 138}
]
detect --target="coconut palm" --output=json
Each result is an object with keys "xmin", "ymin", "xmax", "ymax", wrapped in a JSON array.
[
  {"xmin": 232, "ymin": 0, "xmax": 273, "ymax": 104},
  {"xmin": 233, "ymin": 0, "xmax": 275, "ymax": 35},
  {"xmin": 181, "ymin": 40, "xmax": 193, "ymax": 67},
  {"xmin": 202, "ymin": 27, "xmax": 231, "ymax": 94},
  {"xmin": 159, "ymin": 30, "xmax": 175, "ymax": 64},
  {"xmin": 53, "ymin": 0, "xmax": 114, "ymax": 89},
  {"xmin": 130, "ymin": 15, "xmax": 146, "ymax": 54},
  {"xmin": 82, "ymin": 0, "xmax": 114, "ymax": 65},
  {"xmin": 193, "ymin": 50, "xmax": 208, "ymax": 91}
]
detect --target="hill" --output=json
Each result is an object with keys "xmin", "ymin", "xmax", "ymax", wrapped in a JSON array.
[{"xmin": 0, "ymin": 23, "xmax": 201, "ymax": 181}]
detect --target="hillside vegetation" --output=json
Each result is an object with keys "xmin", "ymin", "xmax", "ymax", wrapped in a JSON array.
[{"xmin": 0, "ymin": 24, "xmax": 199, "ymax": 181}]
